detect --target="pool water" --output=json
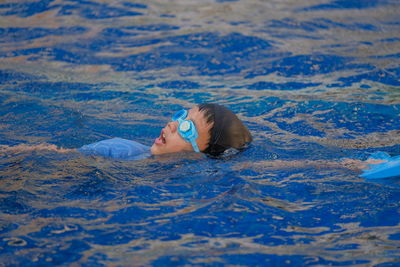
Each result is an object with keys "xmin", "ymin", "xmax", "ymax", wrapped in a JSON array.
[{"xmin": 1, "ymin": 0, "xmax": 400, "ymax": 266}]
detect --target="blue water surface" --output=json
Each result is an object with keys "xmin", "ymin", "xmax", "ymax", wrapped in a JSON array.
[{"xmin": 0, "ymin": 0, "xmax": 400, "ymax": 266}]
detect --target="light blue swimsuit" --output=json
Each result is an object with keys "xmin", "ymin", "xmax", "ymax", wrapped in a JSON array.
[{"xmin": 79, "ymin": 138, "xmax": 151, "ymax": 160}]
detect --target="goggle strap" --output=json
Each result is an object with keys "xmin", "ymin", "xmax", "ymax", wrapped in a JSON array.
[{"xmin": 190, "ymin": 139, "xmax": 200, "ymax": 153}]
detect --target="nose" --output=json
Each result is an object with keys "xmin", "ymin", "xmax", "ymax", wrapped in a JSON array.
[{"xmin": 168, "ymin": 121, "xmax": 178, "ymax": 133}]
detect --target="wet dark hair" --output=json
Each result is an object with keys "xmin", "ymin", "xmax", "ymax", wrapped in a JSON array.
[{"xmin": 198, "ymin": 103, "xmax": 252, "ymax": 156}]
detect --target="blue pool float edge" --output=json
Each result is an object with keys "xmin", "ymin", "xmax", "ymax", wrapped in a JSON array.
[{"xmin": 360, "ymin": 151, "xmax": 400, "ymax": 179}]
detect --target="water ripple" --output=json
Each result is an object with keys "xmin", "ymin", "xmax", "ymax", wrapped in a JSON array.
[{"xmin": 1, "ymin": 0, "xmax": 399, "ymax": 265}]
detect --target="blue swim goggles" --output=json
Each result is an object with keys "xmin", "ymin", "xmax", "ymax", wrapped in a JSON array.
[{"xmin": 172, "ymin": 110, "xmax": 200, "ymax": 153}]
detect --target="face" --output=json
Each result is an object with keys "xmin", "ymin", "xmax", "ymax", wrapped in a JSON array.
[{"xmin": 151, "ymin": 106, "xmax": 213, "ymax": 155}]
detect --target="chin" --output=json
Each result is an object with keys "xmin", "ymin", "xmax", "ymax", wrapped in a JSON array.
[
  {"xmin": 150, "ymin": 144, "xmax": 168, "ymax": 155},
  {"xmin": 150, "ymin": 144, "xmax": 159, "ymax": 155}
]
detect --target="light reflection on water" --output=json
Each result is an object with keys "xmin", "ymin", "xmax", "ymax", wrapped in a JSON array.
[{"xmin": 1, "ymin": 0, "xmax": 400, "ymax": 266}]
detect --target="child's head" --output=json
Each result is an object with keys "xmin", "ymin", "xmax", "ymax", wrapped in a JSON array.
[{"xmin": 151, "ymin": 103, "xmax": 252, "ymax": 156}]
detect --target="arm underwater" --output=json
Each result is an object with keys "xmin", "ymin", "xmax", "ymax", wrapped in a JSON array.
[{"xmin": 2, "ymin": 139, "xmax": 398, "ymax": 179}]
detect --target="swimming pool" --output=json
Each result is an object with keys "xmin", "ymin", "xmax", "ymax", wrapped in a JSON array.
[{"xmin": 0, "ymin": 0, "xmax": 399, "ymax": 265}]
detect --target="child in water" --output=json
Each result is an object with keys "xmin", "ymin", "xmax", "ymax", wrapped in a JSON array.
[{"xmin": 0, "ymin": 103, "xmax": 398, "ymax": 179}]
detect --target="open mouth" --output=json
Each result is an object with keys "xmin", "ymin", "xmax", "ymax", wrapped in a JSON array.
[{"xmin": 154, "ymin": 129, "xmax": 167, "ymax": 145}]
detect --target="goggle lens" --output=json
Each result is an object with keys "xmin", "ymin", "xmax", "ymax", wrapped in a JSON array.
[
  {"xmin": 171, "ymin": 109, "xmax": 200, "ymax": 153},
  {"xmin": 179, "ymin": 120, "xmax": 191, "ymax": 132}
]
